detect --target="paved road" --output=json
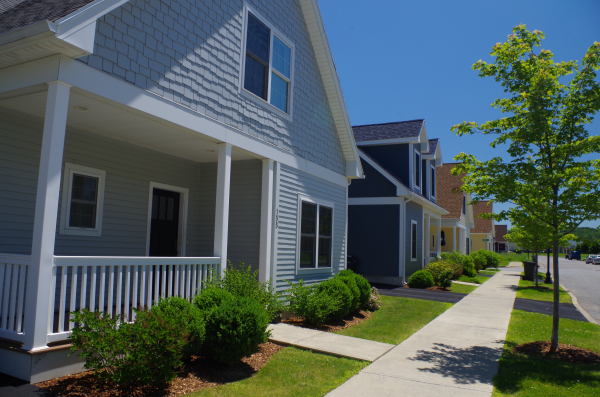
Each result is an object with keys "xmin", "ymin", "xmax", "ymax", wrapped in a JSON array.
[{"xmin": 537, "ymin": 256, "xmax": 600, "ymax": 324}]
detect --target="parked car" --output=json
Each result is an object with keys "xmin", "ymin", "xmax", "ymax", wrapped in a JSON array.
[
  {"xmin": 586, "ymin": 254, "xmax": 596, "ymax": 264},
  {"xmin": 566, "ymin": 251, "xmax": 581, "ymax": 260},
  {"xmin": 593, "ymin": 255, "xmax": 600, "ymax": 265}
]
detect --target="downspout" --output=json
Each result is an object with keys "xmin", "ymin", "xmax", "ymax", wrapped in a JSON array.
[{"xmin": 402, "ymin": 193, "xmax": 414, "ymax": 285}]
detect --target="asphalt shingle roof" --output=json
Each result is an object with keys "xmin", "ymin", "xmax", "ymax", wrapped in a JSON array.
[
  {"xmin": 425, "ymin": 138, "xmax": 438, "ymax": 155},
  {"xmin": 0, "ymin": 0, "xmax": 94, "ymax": 35},
  {"xmin": 352, "ymin": 119, "xmax": 424, "ymax": 142}
]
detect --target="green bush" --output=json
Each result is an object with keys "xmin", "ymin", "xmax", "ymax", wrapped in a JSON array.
[
  {"xmin": 204, "ymin": 296, "xmax": 270, "ymax": 365},
  {"xmin": 205, "ymin": 263, "xmax": 284, "ymax": 321},
  {"xmin": 316, "ymin": 277, "xmax": 353, "ymax": 319},
  {"xmin": 407, "ymin": 270, "xmax": 434, "ymax": 288},
  {"xmin": 425, "ymin": 260, "xmax": 454, "ymax": 289},
  {"xmin": 152, "ymin": 297, "xmax": 205, "ymax": 357},
  {"xmin": 193, "ymin": 286, "xmax": 234, "ymax": 312},
  {"xmin": 439, "ymin": 251, "xmax": 464, "ymax": 265},
  {"xmin": 479, "ymin": 250, "xmax": 502, "ymax": 268},
  {"xmin": 461, "ymin": 255, "xmax": 477, "ymax": 277},
  {"xmin": 335, "ymin": 275, "xmax": 361, "ymax": 312},
  {"xmin": 287, "ymin": 280, "xmax": 341, "ymax": 324},
  {"xmin": 337, "ymin": 270, "xmax": 371, "ymax": 309},
  {"xmin": 470, "ymin": 251, "xmax": 487, "ymax": 271}
]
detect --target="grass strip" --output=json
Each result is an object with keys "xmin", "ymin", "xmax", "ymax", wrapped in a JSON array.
[
  {"xmin": 334, "ymin": 295, "xmax": 452, "ymax": 345},
  {"xmin": 457, "ymin": 275, "xmax": 491, "ymax": 284},
  {"xmin": 188, "ymin": 347, "xmax": 368, "ymax": 397},
  {"xmin": 449, "ymin": 283, "xmax": 478, "ymax": 294},
  {"xmin": 516, "ymin": 273, "xmax": 572, "ymax": 304},
  {"xmin": 493, "ymin": 310, "xmax": 600, "ymax": 396}
]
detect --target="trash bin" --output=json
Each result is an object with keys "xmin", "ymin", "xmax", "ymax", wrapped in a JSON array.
[{"xmin": 523, "ymin": 261, "xmax": 537, "ymax": 281}]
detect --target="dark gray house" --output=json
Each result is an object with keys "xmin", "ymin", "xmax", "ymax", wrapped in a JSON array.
[{"xmin": 348, "ymin": 120, "xmax": 447, "ymax": 285}]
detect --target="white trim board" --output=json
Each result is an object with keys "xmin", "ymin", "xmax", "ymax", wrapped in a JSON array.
[
  {"xmin": 295, "ymin": 194, "xmax": 335, "ymax": 275},
  {"xmin": 145, "ymin": 181, "xmax": 189, "ymax": 257}
]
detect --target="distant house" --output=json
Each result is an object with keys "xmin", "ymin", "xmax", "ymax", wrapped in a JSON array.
[
  {"xmin": 435, "ymin": 163, "xmax": 475, "ymax": 254},
  {"xmin": 494, "ymin": 225, "xmax": 508, "ymax": 253},
  {"xmin": 347, "ymin": 120, "xmax": 448, "ymax": 286},
  {"xmin": 471, "ymin": 201, "xmax": 495, "ymax": 251}
]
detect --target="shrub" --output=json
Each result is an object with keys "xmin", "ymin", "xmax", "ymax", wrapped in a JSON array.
[
  {"xmin": 461, "ymin": 255, "xmax": 477, "ymax": 277},
  {"xmin": 287, "ymin": 280, "xmax": 341, "ymax": 324},
  {"xmin": 470, "ymin": 251, "xmax": 487, "ymax": 271},
  {"xmin": 153, "ymin": 297, "xmax": 205, "ymax": 356},
  {"xmin": 425, "ymin": 260, "xmax": 454, "ymax": 289},
  {"xmin": 335, "ymin": 275, "xmax": 361, "ymax": 312},
  {"xmin": 193, "ymin": 286, "xmax": 234, "ymax": 313},
  {"xmin": 407, "ymin": 270, "xmax": 434, "ymax": 288},
  {"xmin": 479, "ymin": 250, "xmax": 502, "ymax": 268},
  {"xmin": 204, "ymin": 296, "xmax": 270, "ymax": 365},
  {"xmin": 337, "ymin": 270, "xmax": 371, "ymax": 309},
  {"xmin": 439, "ymin": 251, "xmax": 464, "ymax": 266},
  {"xmin": 366, "ymin": 286, "xmax": 382, "ymax": 311},
  {"xmin": 316, "ymin": 277, "xmax": 353, "ymax": 319}
]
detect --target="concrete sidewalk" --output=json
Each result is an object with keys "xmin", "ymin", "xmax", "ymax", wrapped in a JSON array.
[
  {"xmin": 267, "ymin": 323, "xmax": 394, "ymax": 362},
  {"xmin": 328, "ymin": 270, "xmax": 520, "ymax": 397}
]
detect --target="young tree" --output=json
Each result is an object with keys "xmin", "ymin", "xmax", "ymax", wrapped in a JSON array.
[{"xmin": 452, "ymin": 25, "xmax": 600, "ymax": 352}]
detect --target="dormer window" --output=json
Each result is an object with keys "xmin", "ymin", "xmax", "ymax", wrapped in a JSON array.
[
  {"xmin": 462, "ymin": 194, "xmax": 466, "ymax": 215},
  {"xmin": 243, "ymin": 11, "xmax": 294, "ymax": 115},
  {"xmin": 431, "ymin": 165, "xmax": 436, "ymax": 198},
  {"xmin": 414, "ymin": 149, "xmax": 421, "ymax": 189}
]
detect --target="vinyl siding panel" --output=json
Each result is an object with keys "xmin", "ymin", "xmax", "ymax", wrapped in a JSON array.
[
  {"xmin": 348, "ymin": 159, "xmax": 397, "ymax": 198},
  {"xmin": 405, "ymin": 201, "xmax": 423, "ymax": 278},
  {"xmin": 360, "ymin": 144, "xmax": 410, "ymax": 186},
  {"xmin": 348, "ymin": 205, "xmax": 399, "ymax": 278},
  {"xmin": 275, "ymin": 164, "xmax": 346, "ymax": 291}
]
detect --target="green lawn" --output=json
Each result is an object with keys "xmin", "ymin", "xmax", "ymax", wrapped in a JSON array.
[
  {"xmin": 457, "ymin": 275, "xmax": 491, "ymax": 284},
  {"xmin": 499, "ymin": 252, "xmax": 530, "ymax": 267},
  {"xmin": 188, "ymin": 347, "xmax": 367, "ymax": 397},
  {"xmin": 334, "ymin": 295, "xmax": 452, "ymax": 345},
  {"xmin": 493, "ymin": 310, "xmax": 600, "ymax": 396},
  {"xmin": 480, "ymin": 269, "xmax": 501, "ymax": 274},
  {"xmin": 538, "ymin": 253, "xmax": 567, "ymax": 258},
  {"xmin": 516, "ymin": 274, "xmax": 572, "ymax": 304},
  {"xmin": 449, "ymin": 283, "xmax": 479, "ymax": 294}
]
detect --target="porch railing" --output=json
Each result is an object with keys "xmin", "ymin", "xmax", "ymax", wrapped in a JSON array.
[
  {"xmin": 48, "ymin": 256, "xmax": 220, "ymax": 342},
  {"xmin": 429, "ymin": 252, "xmax": 439, "ymax": 258},
  {"xmin": 0, "ymin": 254, "xmax": 30, "ymax": 342}
]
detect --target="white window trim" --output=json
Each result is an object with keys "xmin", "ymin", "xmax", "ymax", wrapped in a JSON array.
[
  {"xmin": 430, "ymin": 164, "xmax": 436, "ymax": 199},
  {"xmin": 413, "ymin": 148, "xmax": 421, "ymax": 191},
  {"xmin": 295, "ymin": 194, "xmax": 335, "ymax": 275},
  {"xmin": 59, "ymin": 163, "xmax": 106, "ymax": 237},
  {"xmin": 239, "ymin": 3, "xmax": 296, "ymax": 120},
  {"xmin": 410, "ymin": 220, "xmax": 418, "ymax": 262},
  {"xmin": 145, "ymin": 182, "xmax": 189, "ymax": 257}
]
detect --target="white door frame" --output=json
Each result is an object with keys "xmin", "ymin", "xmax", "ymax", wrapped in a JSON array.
[{"xmin": 145, "ymin": 181, "xmax": 189, "ymax": 257}]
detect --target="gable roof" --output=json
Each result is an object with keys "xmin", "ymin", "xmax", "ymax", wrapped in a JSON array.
[
  {"xmin": 0, "ymin": 0, "xmax": 94, "ymax": 35},
  {"xmin": 424, "ymin": 139, "xmax": 438, "ymax": 156},
  {"xmin": 495, "ymin": 225, "xmax": 508, "ymax": 242},
  {"xmin": 353, "ymin": 119, "xmax": 424, "ymax": 142},
  {"xmin": 472, "ymin": 200, "xmax": 493, "ymax": 234}
]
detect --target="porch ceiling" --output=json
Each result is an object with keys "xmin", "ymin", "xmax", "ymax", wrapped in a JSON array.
[{"xmin": 0, "ymin": 87, "xmax": 257, "ymax": 163}]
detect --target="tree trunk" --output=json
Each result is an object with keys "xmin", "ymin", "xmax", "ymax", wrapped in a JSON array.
[{"xmin": 550, "ymin": 238, "xmax": 560, "ymax": 353}]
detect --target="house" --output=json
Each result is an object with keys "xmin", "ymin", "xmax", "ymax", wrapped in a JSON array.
[
  {"xmin": 347, "ymin": 120, "xmax": 448, "ymax": 286},
  {"xmin": 494, "ymin": 225, "xmax": 508, "ymax": 253},
  {"xmin": 435, "ymin": 163, "xmax": 474, "ymax": 254},
  {"xmin": 0, "ymin": 0, "xmax": 362, "ymax": 382},
  {"xmin": 470, "ymin": 201, "xmax": 495, "ymax": 251}
]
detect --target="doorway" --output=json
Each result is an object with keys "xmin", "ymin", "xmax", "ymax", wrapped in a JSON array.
[{"xmin": 146, "ymin": 182, "xmax": 189, "ymax": 257}]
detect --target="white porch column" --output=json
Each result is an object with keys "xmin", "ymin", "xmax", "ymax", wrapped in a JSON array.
[
  {"xmin": 258, "ymin": 159, "xmax": 274, "ymax": 283},
  {"xmin": 452, "ymin": 226, "xmax": 457, "ymax": 252},
  {"xmin": 425, "ymin": 214, "xmax": 430, "ymax": 264},
  {"xmin": 214, "ymin": 143, "xmax": 232, "ymax": 277},
  {"xmin": 437, "ymin": 218, "xmax": 441, "ymax": 256},
  {"xmin": 23, "ymin": 81, "xmax": 71, "ymax": 351}
]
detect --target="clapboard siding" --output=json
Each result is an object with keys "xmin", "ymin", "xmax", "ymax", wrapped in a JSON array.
[
  {"xmin": 405, "ymin": 201, "xmax": 423, "ymax": 278},
  {"xmin": 348, "ymin": 205, "xmax": 399, "ymax": 277},
  {"xmin": 348, "ymin": 159, "xmax": 397, "ymax": 198},
  {"xmin": 360, "ymin": 144, "xmax": 410, "ymax": 186},
  {"xmin": 275, "ymin": 164, "xmax": 346, "ymax": 291}
]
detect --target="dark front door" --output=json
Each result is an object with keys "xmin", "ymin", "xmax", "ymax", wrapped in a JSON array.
[{"xmin": 149, "ymin": 188, "xmax": 180, "ymax": 256}]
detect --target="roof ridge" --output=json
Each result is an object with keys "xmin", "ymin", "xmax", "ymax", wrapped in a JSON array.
[{"xmin": 352, "ymin": 119, "xmax": 424, "ymax": 128}]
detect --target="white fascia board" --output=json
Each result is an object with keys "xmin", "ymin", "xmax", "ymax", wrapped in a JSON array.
[
  {"xmin": 53, "ymin": 57, "xmax": 348, "ymax": 187},
  {"xmin": 55, "ymin": 0, "xmax": 129, "ymax": 36},
  {"xmin": 412, "ymin": 194, "xmax": 449, "ymax": 216},
  {"xmin": 422, "ymin": 141, "xmax": 443, "ymax": 166},
  {"xmin": 0, "ymin": 21, "xmax": 57, "ymax": 47},
  {"xmin": 356, "ymin": 137, "xmax": 418, "ymax": 146},
  {"xmin": 297, "ymin": 0, "xmax": 362, "ymax": 178},
  {"xmin": 349, "ymin": 197, "xmax": 403, "ymax": 205},
  {"xmin": 419, "ymin": 122, "xmax": 429, "ymax": 152},
  {"xmin": 357, "ymin": 151, "xmax": 410, "ymax": 196}
]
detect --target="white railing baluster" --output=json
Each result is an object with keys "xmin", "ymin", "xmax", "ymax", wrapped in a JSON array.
[
  {"xmin": 132, "ymin": 265, "xmax": 138, "ymax": 321},
  {"xmin": 124, "ymin": 266, "xmax": 131, "ymax": 322},
  {"xmin": 174, "ymin": 265, "xmax": 179, "ymax": 297},
  {"xmin": 191, "ymin": 264, "xmax": 197, "ymax": 300},
  {"xmin": 16, "ymin": 265, "xmax": 26, "ymax": 332},
  {"xmin": 168, "ymin": 265, "xmax": 173, "ymax": 297},
  {"xmin": 58, "ymin": 266, "xmax": 67, "ymax": 333},
  {"xmin": 178, "ymin": 264, "xmax": 184, "ymax": 297},
  {"xmin": 154, "ymin": 265, "xmax": 159, "ymax": 303},
  {"xmin": 185, "ymin": 265, "xmax": 191, "ymax": 300},
  {"xmin": 116, "ymin": 266, "xmax": 122, "ymax": 320},
  {"xmin": 201, "ymin": 264, "xmax": 207, "ymax": 291},
  {"xmin": 147, "ymin": 265, "xmax": 153, "ymax": 309},
  {"xmin": 68, "ymin": 266, "xmax": 77, "ymax": 330},
  {"xmin": 99, "ymin": 266, "xmax": 106, "ymax": 313},
  {"xmin": 140, "ymin": 265, "xmax": 146, "ymax": 311},
  {"xmin": 80, "ymin": 266, "xmax": 87, "ymax": 312},
  {"xmin": 48, "ymin": 265, "xmax": 57, "ymax": 334},
  {"xmin": 8, "ymin": 264, "xmax": 19, "ymax": 331},
  {"xmin": 107, "ymin": 266, "xmax": 114, "ymax": 317},
  {"xmin": 90, "ymin": 266, "xmax": 96, "ymax": 312},
  {"xmin": 1, "ymin": 265, "xmax": 11, "ymax": 330}
]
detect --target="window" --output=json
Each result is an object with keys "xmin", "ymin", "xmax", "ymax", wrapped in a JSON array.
[
  {"xmin": 411, "ymin": 221, "xmax": 418, "ymax": 261},
  {"xmin": 462, "ymin": 194, "xmax": 466, "ymax": 215},
  {"xmin": 243, "ymin": 11, "xmax": 293, "ymax": 114},
  {"xmin": 60, "ymin": 163, "xmax": 106, "ymax": 236},
  {"xmin": 414, "ymin": 149, "xmax": 420, "ymax": 189},
  {"xmin": 431, "ymin": 165, "xmax": 436, "ymax": 197},
  {"xmin": 298, "ymin": 197, "xmax": 334, "ymax": 270}
]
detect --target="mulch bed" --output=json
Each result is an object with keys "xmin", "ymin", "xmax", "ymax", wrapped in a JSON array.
[
  {"xmin": 513, "ymin": 341, "xmax": 600, "ymax": 365},
  {"xmin": 282, "ymin": 309, "xmax": 372, "ymax": 332},
  {"xmin": 35, "ymin": 342, "xmax": 285, "ymax": 397},
  {"xmin": 404, "ymin": 285, "xmax": 451, "ymax": 292}
]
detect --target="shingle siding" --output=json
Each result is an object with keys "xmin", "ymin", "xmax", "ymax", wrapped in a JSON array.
[
  {"xmin": 359, "ymin": 144, "xmax": 410, "ymax": 186},
  {"xmin": 405, "ymin": 201, "xmax": 422, "ymax": 278},
  {"xmin": 348, "ymin": 205, "xmax": 399, "ymax": 278},
  {"xmin": 78, "ymin": 0, "xmax": 345, "ymax": 175},
  {"xmin": 348, "ymin": 159, "xmax": 397, "ymax": 198}
]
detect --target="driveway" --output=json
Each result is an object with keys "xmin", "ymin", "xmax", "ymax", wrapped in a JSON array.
[{"xmin": 538, "ymin": 256, "xmax": 600, "ymax": 324}]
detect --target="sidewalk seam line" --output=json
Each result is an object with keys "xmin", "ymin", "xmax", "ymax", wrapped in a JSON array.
[{"xmin": 359, "ymin": 371, "xmax": 493, "ymax": 394}]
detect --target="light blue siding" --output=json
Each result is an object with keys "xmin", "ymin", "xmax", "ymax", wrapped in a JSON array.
[{"xmin": 405, "ymin": 201, "xmax": 423, "ymax": 278}]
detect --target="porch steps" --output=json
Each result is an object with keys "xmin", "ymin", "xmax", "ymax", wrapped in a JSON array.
[{"xmin": 267, "ymin": 323, "xmax": 394, "ymax": 362}]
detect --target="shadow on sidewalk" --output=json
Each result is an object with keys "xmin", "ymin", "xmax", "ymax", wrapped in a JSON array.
[{"xmin": 408, "ymin": 342, "xmax": 504, "ymax": 385}]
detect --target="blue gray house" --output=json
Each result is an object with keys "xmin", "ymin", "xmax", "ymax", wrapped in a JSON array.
[
  {"xmin": 0, "ymin": 0, "xmax": 362, "ymax": 382},
  {"xmin": 348, "ymin": 120, "xmax": 448, "ymax": 285}
]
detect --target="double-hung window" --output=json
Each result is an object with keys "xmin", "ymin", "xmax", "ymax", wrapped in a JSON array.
[
  {"xmin": 462, "ymin": 194, "xmax": 467, "ymax": 215},
  {"xmin": 298, "ymin": 198, "xmax": 333, "ymax": 270},
  {"xmin": 60, "ymin": 163, "xmax": 106, "ymax": 236},
  {"xmin": 411, "ymin": 221, "xmax": 418, "ymax": 261},
  {"xmin": 414, "ymin": 149, "xmax": 421, "ymax": 189},
  {"xmin": 431, "ymin": 165, "xmax": 436, "ymax": 198},
  {"xmin": 243, "ymin": 11, "xmax": 293, "ymax": 114}
]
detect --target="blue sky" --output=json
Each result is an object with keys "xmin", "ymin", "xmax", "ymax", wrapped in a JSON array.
[{"xmin": 319, "ymin": 0, "xmax": 600, "ymax": 229}]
